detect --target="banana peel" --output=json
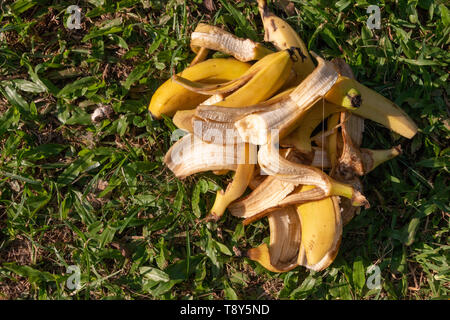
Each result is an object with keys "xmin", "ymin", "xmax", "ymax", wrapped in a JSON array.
[
  {"xmin": 189, "ymin": 47, "xmax": 209, "ymax": 66},
  {"xmin": 257, "ymin": 142, "xmax": 368, "ymax": 207},
  {"xmin": 281, "ymin": 100, "xmax": 344, "ymax": 154},
  {"xmin": 164, "ymin": 134, "xmax": 239, "ymax": 178},
  {"xmin": 173, "ymin": 109, "xmax": 195, "ymax": 132},
  {"xmin": 327, "ymin": 113, "xmax": 341, "ymax": 173},
  {"xmin": 215, "ymin": 50, "xmax": 294, "ymax": 107},
  {"xmin": 229, "ymin": 175, "xmax": 296, "ymax": 220},
  {"xmin": 172, "ymin": 72, "xmax": 256, "ymax": 96},
  {"xmin": 247, "ymin": 206, "xmax": 300, "ymax": 273},
  {"xmin": 338, "ymin": 113, "xmax": 365, "ymax": 178},
  {"xmin": 149, "ymin": 58, "xmax": 251, "ymax": 118},
  {"xmin": 329, "ymin": 58, "xmax": 365, "ymax": 225},
  {"xmin": 257, "ymin": 0, "xmax": 315, "ymax": 85},
  {"xmin": 296, "ymin": 186, "xmax": 343, "ymax": 271},
  {"xmin": 247, "ymin": 243, "xmax": 298, "ymax": 273},
  {"xmin": 208, "ymin": 143, "xmax": 256, "ymax": 220},
  {"xmin": 248, "ymin": 165, "xmax": 267, "ymax": 190},
  {"xmin": 330, "ymin": 77, "xmax": 418, "ymax": 139},
  {"xmin": 206, "ymin": 51, "xmax": 294, "ymax": 219},
  {"xmin": 152, "ymin": 3, "xmax": 421, "ymax": 276},
  {"xmin": 307, "ymin": 145, "xmax": 403, "ymax": 175},
  {"xmin": 191, "ymin": 23, "xmax": 272, "ymax": 62},
  {"xmin": 268, "ymin": 206, "xmax": 301, "ymax": 267}
]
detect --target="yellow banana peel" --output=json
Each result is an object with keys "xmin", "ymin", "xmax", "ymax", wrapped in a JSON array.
[{"xmin": 148, "ymin": 58, "xmax": 250, "ymax": 118}]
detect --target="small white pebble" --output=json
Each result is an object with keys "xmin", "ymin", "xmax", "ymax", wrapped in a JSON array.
[{"xmin": 91, "ymin": 105, "xmax": 112, "ymax": 123}]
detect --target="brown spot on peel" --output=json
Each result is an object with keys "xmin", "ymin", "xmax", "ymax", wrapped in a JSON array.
[
  {"xmin": 350, "ymin": 94, "xmax": 362, "ymax": 108},
  {"xmin": 297, "ymin": 49, "xmax": 307, "ymax": 62},
  {"xmin": 270, "ymin": 18, "xmax": 277, "ymax": 32}
]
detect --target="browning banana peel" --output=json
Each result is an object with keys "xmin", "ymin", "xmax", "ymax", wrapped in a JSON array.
[
  {"xmin": 257, "ymin": 0, "xmax": 315, "ymax": 85},
  {"xmin": 191, "ymin": 23, "xmax": 273, "ymax": 62}
]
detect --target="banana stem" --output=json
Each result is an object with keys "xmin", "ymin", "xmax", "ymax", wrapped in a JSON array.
[
  {"xmin": 329, "ymin": 179, "xmax": 354, "ymax": 200},
  {"xmin": 329, "ymin": 179, "xmax": 368, "ymax": 207}
]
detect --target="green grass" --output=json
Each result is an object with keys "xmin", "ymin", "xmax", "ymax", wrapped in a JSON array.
[{"xmin": 0, "ymin": 0, "xmax": 448, "ymax": 300}]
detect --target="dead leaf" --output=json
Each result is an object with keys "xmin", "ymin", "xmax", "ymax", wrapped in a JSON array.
[
  {"xmin": 204, "ymin": 0, "xmax": 216, "ymax": 12},
  {"xmin": 276, "ymin": 0, "xmax": 295, "ymax": 17}
]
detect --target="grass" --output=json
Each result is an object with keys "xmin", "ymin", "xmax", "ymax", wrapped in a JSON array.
[{"xmin": 0, "ymin": 0, "xmax": 448, "ymax": 300}]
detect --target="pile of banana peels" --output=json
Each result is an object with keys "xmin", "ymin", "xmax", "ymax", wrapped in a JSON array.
[{"xmin": 148, "ymin": 0, "xmax": 418, "ymax": 273}]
